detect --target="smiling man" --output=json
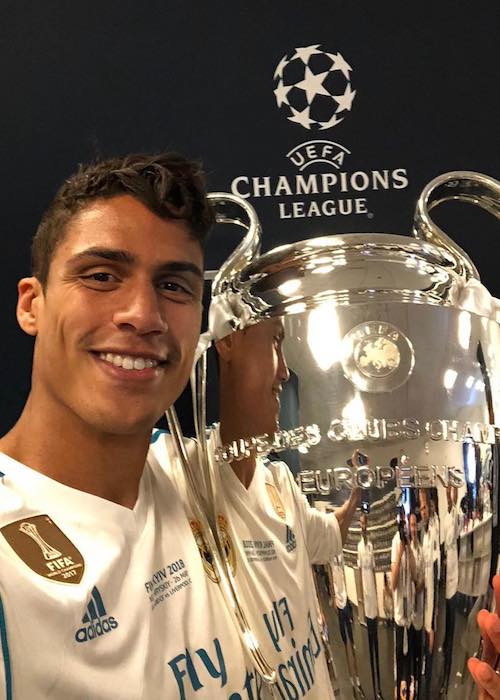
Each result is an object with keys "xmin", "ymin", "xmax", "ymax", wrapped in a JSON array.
[
  {"xmin": 0, "ymin": 154, "xmax": 258, "ymax": 699},
  {"xmin": 201, "ymin": 318, "xmax": 361, "ymax": 700}
]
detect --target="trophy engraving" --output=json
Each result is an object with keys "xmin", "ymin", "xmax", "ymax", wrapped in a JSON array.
[
  {"xmin": 342, "ymin": 321, "xmax": 415, "ymax": 393},
  {"xmin": 19, "ymin": 522, "xmax": 63, "ymax": 561}
]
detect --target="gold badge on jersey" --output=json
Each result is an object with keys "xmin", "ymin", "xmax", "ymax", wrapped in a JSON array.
[
  {"xmin": 1, "ymin": 514, "xmax": 85, "ymax": 584},
  {"xmin": 217, "ymin": 514, "xmax": 237, "ymax": 576},
  {"xmin": 189, "ymin": 519, "xmax": 220, "ymax": 583},
  {"xmin": 265, "ymin": 483, "xmax": 286, "ymax": 520}
]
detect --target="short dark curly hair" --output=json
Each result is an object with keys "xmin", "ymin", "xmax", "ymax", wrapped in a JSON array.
[{"xmin": 31, "ymin": 152, "xmax": 214, "ymax": 286}]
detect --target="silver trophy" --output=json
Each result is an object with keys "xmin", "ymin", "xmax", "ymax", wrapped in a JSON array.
[{"xmin": 172, "ymin": 172, "xmax": 500, "ymax": 699}]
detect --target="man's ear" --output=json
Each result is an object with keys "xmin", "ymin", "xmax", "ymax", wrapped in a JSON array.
[
  {"xmin": 214, "ymin": 333, "xmax": 234, "ymax": 363},
  {"xmin": 17, "ymin": 277, "xmax": 44, "ymax": 336}
]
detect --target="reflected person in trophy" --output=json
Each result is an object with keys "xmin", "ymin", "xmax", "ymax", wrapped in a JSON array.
[
  {"xmin": 440, "ymin": 486, "xmax": 461, "ymax": 695},
  {"xmin": 419, "ymin": 489, "xmax": 439, "ymax": 695},
  {"xmin": 409, "ymin": 510, "xmax": 425, "ymax": 699},
  {"xmin": 213, "ymin": 317, "xmax": 361, "ymax": 699},
  {"xmin": 330, "ymin": 553, "xmax": 364, "ymax": 698},
  {"xmin": 357, "ymin": 512, "xmax": 384, "ymax": 699},
  {"xmin": 391, "ymin": 508, "xmax": 417, "ymax": 699}
]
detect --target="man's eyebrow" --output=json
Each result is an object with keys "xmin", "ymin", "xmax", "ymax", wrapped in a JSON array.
[
  {"xmin": 66, "ymin": 248, "xmax": 203, "ymax": 279},
  {"xmin": 155, "ymin": 261, "xmax": 204, "ymax": 280},
  {"xmin": 67, "ymin": 247, "xmax": 136, "ymax": 265}
]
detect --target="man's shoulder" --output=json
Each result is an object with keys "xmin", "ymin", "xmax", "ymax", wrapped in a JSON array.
[
  {"xmin": 148, "ymin": 430, "xmax": 197, "ymax": 472},
  {"xmin": 260, "ymin": 457, "xmax": 293, "ymax": 484}
]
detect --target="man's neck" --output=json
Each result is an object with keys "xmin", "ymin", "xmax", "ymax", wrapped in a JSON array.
[
  {"xmin": 0, "ymin": 396, "xmax": 149, "ymax": 509},
  {"xmin": 229, "ymin": 453, "xmax": 257, "ymax": 490},
  {"xmin": 219, "ymin": 422, "xmax": 257, "ymax": 490}
]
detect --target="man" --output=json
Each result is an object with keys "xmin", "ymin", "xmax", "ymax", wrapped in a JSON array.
[
  {"xmin": 205, "ymin": 316, "xmax": 361, "ymax": 700},
  {"xmin": 357, "ymin": 512, "xmax": 384, "ymax": 700},
  {"xmin": 391, "ymin": 508, "xmax": 417, "ymax": 699},
  {"xmin": 408, "ymin": 510, "xmax": 424, "ymax": 699},
  {"xmin": 419, "ymin": 489, "xmax": 438, "ymax": 696},
  {"xmin": 330, "ymin": 553, "xmax": 364, "ymax": 698},
  {"xmin": 440, "ymin": 486, "xmax": 461, "ymax": 695},
  {"xmin": 0, "ymin": 153, "xmax": 257, "ymax": 699}
]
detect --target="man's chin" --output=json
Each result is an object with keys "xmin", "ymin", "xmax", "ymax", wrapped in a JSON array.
[{"xmin": 86, "ymin": 411, "xmax": 158, "ymax": 438}]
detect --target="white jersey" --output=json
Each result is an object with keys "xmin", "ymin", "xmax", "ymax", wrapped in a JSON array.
[
  {"xmin": 443, "ymin": 506, "xmax": 460, "ymax": 599},
  {"xmin": 357, "ymin": 538, "xmax": 378, "ymax": 620},
  {"xmin": 422, "ymin": 526, "xmax": 435, "ymax": 633},
  {"xmin": 205, "ymin": 429, "xmax": 342, "ymax": 700},
  {"xmin": 330, "ymin": 557, "xmax": 347, "ymax": 611},
  {"xmin": 391, "ymin": 533, "xmax": 411, "ymax": 627},
  {"xmin": 0, "ymin": 436, "xmax": 263, "ymax": 700},
  {"xmin": 410, "ymin": 540, "xmax": 424, "ymax": 631}
]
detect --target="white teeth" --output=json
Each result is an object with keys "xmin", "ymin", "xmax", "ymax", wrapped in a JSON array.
[{"xmin": 98, "ymin": 352, "xmax": 160, "ymax": 371}]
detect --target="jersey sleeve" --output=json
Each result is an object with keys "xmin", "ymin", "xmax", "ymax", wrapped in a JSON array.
[{"xmin": 284, "ymin": 465, "xmax": 342, "ymax": 563}]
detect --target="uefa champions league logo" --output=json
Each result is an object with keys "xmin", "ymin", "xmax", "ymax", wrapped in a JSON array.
[
  {"xmin": 229, "ymin": 43, "xmax": 409, "ymax": 219},
  {"xmin": 273, "ymin": 44, "xmax": 356, "ymax": 131}
]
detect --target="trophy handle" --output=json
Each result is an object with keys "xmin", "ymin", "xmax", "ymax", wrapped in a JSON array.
[
  {"xmin": 413, "ymin": 170, "xmax": 500, "ymax": 281},
  {"xmin": 207, "ymin": 192, "xmax": 262, "ymax": 295}
]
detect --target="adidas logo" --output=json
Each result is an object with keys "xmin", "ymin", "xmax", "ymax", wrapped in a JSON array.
[
  {"xmin": 285, "ymin": 525, "xmax": 297, "ymax": 553},
  {"xmin": 75, "ymin": 586, "xmax": 119, "ymax": 643}
]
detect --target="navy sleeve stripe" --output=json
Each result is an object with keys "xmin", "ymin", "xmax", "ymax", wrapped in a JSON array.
[{"xmin": 0, "ymin": 595, "xmax": 12, "ymax": 700}]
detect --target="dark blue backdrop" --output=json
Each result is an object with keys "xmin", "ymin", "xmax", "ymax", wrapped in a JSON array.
[{"xmin": 1, "ymin": 1, "xmax": 499, "ymax": 432}]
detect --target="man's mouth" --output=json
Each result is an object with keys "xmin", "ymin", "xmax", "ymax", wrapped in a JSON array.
[{"xmin": 95, "ymin": 351, "xmax": 167, "ymax": 372}]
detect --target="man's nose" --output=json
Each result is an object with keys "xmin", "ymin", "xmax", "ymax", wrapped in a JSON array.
[
  {"xmin": 278, "ymin": 348, "xmax": 290, "ymax": 383},
  {"xmin": 112, "ymin": 281, "xmax": 167, "ymax": 334}
]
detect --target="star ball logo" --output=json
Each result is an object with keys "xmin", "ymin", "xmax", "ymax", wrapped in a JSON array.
[
  {"xmin": 273, "ymin": 44, "xmax": 355, "ymax": 131},
  {"xmin": 229, "ymin": 43, "xmax": 409, "ymax": 221}
]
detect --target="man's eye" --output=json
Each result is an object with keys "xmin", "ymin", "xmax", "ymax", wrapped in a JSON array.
[
  {"xmin": 82, "ymin": 272, "xmax": 115, "ymax": 282},
  {"xmin": 158, "ymin": 280, "xmax": 191, "ymax": 294}
]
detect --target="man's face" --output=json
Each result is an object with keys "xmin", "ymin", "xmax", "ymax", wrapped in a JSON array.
[
  {"xmin": 25, "ymin": 195, "xmax": 203, "ymax": 436},
  {"xmin": 221, "ymin": 317, "xmax": 289, "ymax": 438},
  {"xmin": 419, "ymin": 492, "xmax": 429, "ymax": 524},
  {"xmin": 409, "ymin": 513, "xmax": 418, "ymax": 541},
  {"xmin": 430, "ymin": 499, "xmax": 436, "ymax": 518}
]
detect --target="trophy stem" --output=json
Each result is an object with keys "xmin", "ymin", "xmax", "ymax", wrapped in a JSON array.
[{"xmin": 166, "ymin": 400, "xmax": 278, "ymax": 686}]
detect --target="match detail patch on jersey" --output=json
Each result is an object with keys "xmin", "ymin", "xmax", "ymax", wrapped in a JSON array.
[
  {"xmin": 0, "ymin": 514, "xmax": 84, "ymax": 584},
  {"xmin": 265, "ymin": 482, "xmax": 286, "ymax": 520},
  {"xmin": 75, "ymin": 587, "xmax": 119, "ymax": 643}
]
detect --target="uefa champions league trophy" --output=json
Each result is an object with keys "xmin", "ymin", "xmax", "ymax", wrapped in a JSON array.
[{"xmin": 169, "ymin": 172, "xmax": 500, "ymax": 699}]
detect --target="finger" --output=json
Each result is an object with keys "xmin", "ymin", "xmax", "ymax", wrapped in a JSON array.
[
  {"xmin": 493, "ymin": 574, "xmax": 500, "ymax": 614},
  {"xmin": 477, "ymin": 609, "xmax": 497, "ymax": 664},
  {"xmin": 484, "ymin": 610, "xmax": 500, "ymax": 656},
  {"xmin": 468, "ymin": 657, "xmax": 500, "ymax": 699}
]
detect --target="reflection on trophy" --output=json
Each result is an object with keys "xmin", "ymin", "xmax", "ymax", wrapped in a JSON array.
[
  {"xmin": 168, "ymin": 172, "xmax": 500, "ymax": 698},
  {"xmin": 19, "ymin": 522, "xmax": 62, "ymax": 561}
]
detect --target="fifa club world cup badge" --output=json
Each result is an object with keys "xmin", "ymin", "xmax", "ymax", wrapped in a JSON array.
[{"xmin": 1, "ymin": 514, "xmax": 85, "ymax": 584}]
